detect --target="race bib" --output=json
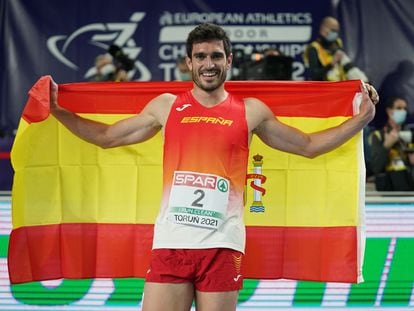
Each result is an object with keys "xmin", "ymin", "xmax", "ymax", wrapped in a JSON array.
[{"xmin": 168, "ymin": 171, "xmax": 230, "ymax": 230}]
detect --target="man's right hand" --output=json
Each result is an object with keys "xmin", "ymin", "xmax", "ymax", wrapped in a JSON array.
[{"xmin": 332, "ymin": 49, "xmax": 344, "ymax": 65}]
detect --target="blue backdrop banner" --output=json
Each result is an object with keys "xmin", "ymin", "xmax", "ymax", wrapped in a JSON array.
[
  {"xmin": 1, "ymin": 0, "xmax": 333, "ymax": 132},
  {"xmin": 1, "ymin": 0, "xmax": 414, "ymax": 132}
]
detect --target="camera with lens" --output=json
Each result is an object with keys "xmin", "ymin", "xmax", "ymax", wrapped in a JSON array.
[
  {"xmin": 108, "ymin": 44, "xmax": 135, "ymax": 72},
  {"xmin": 231, "ymin": 48, "xmax": 293, "ymax": 81}
]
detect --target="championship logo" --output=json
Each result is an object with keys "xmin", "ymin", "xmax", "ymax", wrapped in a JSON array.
[
  {"xmin": 47, "ymin": 12, "xmax": 151, "ymax": 81},
  {"xmin": 246, "ymin": 154, "xmax": 266, "ymax": 212}
]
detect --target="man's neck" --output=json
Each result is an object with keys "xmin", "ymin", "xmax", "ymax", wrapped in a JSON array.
[{"xmin": 191, "ymin": 86, "xmax": 228, "ymax": 107}]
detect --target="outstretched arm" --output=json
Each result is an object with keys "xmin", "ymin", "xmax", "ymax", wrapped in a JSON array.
[
  {"xmin": 249, "ymin": 91, "xmax": 376, "ymax": 158},
  {"xmin": 50, "ymin": 78, "xmax": 174, "ymax": 148}
]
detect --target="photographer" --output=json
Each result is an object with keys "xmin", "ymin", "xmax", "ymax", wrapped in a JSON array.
[
  {"xmin": 303, "ymin": 16, "xmax": 368, "ymax": 82},
  {"xmin": 369, "ymin": 96, "xmax": 414, "ymax": 191},
  {"xmin": 90, "ymin": 45, "xmax": 135, "ymax": 82}
]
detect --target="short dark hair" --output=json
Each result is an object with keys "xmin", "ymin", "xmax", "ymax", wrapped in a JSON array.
[{"xmin": 186, "ymin": 23, "xmax": 232, "ymax": 58}]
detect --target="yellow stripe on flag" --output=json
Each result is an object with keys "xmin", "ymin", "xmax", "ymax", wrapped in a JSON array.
[
  {"xmin": 12, "ymin": 114, "xmax": 163, "ymax": 228},
  {"xmin": 245, "ymin": 116, "xmax": 361, "ymax": 227},
  {"xmin": 13, "ymin": 114, "xmax": 361, "ymax": 228}
]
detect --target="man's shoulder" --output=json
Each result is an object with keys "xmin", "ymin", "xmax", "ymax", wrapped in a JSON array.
[
  {"xmin": 243, "ymin": 97, "xmax": 272, "ymax": 117},
  {"xmin": 242, "ymin": 97, "xmax": 275, "ymax": 133},
  {"xmin": 145, "ymin": 93, "xmax": 177, "ymax": 115},
  {"xmin": 150, "ymin": 93, "xmax": 177, "ymax": 107},
  {"xmin": 309, "ymin": 40, "xmax": 321, "ymax": 48},
  {"xmin": 156, "ymin": 92, "xmax": 178, "ymax": 101},
  {"xmin": 243, "ymin": 97, "xmax": 265, "ymax": 106}
]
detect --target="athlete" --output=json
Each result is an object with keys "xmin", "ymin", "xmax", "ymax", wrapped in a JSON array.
[{"xmin": 50, "ymin": 23, "xmax": 378, "ymax": 311}]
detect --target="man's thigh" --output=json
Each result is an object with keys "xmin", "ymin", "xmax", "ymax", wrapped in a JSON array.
[
  {"xmin": 195, "ymin": 290, "xmax": 239, "ymax": 311},
  {"xmin": 142, "ymin": 282, "xmax": 194, "ymax": 311}
]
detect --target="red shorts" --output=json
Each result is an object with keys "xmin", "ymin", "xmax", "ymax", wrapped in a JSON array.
[{"xmin": 145, "ymin": 248, "xmax": 244, "ymax": 292}]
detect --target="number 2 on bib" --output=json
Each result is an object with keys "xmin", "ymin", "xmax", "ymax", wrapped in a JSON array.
[{"xmin": 167, "ymin": 171, "xmax": 229, "ymax": 230}]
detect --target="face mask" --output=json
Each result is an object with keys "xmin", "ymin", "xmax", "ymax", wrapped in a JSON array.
[
  {"xmin": 179, "ymin": 72, "xmax": 191, "ymax": 81},
  {"xmin": 100, "ymin": 63, "xmax": 115, "ymax": 76},
  {"xmin": 392, "ymin": 109, "xmax": 407, "ymax": 125},
  {"xmin": 325, "ymin": 31, "xmax": 339, "ymax": 42}
]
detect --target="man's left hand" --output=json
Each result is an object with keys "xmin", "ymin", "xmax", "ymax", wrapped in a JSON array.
[{"xmin": 362, "ymin": 82, "xmax": 379, "ymax": 105}]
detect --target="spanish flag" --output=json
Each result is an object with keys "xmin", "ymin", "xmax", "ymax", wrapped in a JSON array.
[{"xmin": 8, "ymin": 76, "xmax": 366, "ymax": 284}]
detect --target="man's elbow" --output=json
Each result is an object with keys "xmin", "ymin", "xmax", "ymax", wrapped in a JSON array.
[
  {"xmin": 301, "ymin": 149, "xmax": 320, "ymax": 159},
  {"xmin": 300, "ymin": 143, "xmax": 329, "ymax": 158},
  {"xmin": 99, "ymin": 138, "xmax": 120, "ymax": 149},
  {"xmin": 92, "ymin": 133, "xmax": 119, "ymax": 149},
  {"xmin": 99, "ymin": 143, "xmax": 113, "ymax": 149}
]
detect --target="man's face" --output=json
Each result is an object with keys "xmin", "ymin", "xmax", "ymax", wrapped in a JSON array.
[
  {"xmin": 187, "ymin": 40, "xmax": 232, "ymax": 92},
  {"xmin": 320, "ymin": 18, "xmax": 340, "ymax": 40}
]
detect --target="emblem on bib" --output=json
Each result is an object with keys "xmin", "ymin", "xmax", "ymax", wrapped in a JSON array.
[{"xmin": 168, "ymin": 171, "xmax": 229, "ymax": 229}]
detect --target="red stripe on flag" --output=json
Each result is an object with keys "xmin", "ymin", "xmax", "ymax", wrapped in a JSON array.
[
  {"xmin": 22, "ymin": 76, "xmax": 51, "ymax": 123},
  {"xmin": 56, "ymin": 80, "xmax": 359, "ymax": 117},
  {"xmin": 23, "ymin": 78, "xmax": 360, "ymax": 124},
  {"xmin": 8, "ymin": 223, "xmax": 358, "ymax": 284},
  {"xmin": 245, "ymin": 226, "xmax": 358, "ymax": 283},
  {"xmin": 8, "ymin": 224, "xmax": 154, "ymax": 284}
]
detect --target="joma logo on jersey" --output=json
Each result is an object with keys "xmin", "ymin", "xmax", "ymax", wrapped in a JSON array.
[
  {"xmin": 181, "ymin": 116, "xmax": 233, "ymax": 126},
  {"xmin": 174, "ymin": 172, "xmax": 217, "ymax": 189}
]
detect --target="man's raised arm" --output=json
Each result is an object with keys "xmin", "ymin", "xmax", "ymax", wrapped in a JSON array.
[{"xmin": 50, "ymin": 78, "xmax": 173, "ymax": 148}]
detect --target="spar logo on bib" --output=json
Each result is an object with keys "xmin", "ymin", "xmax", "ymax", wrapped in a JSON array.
[
  {"xmin": 174, "ymin": 172, "xmax": 228, "ymax": 192},
  {"xmin": 170, "ymin": 171, "xmax": 230, "ymax": 229}
]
